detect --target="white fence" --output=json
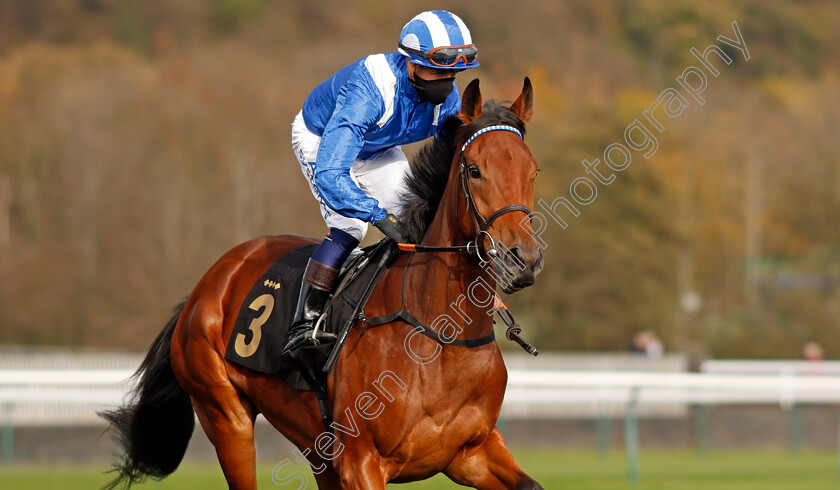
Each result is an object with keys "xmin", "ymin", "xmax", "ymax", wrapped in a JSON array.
[
  {"xmin": 2, "ymin": 349, "xmax": 840, "ymax": 425},
  {"xmin": 0, "ymin": 348, "xmax": 141, "ymax": 426},
  {"xmin": 5, "ymin": 349, "xmax": 839, "ymax": 480},
  {"xmin": 501, "ymin": 368, "xmax": 840, "ymax": 419},
  {"xmin": 5, "ymin": 367, "xmax": 840, "ymax": 424}
]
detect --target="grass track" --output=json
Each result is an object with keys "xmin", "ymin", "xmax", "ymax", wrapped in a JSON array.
[{"xmin": 0, "ymin": 449, "xmax": 837, "ymax": 489}]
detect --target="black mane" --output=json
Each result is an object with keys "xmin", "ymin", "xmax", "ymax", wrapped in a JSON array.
[{"xmin": 397, "ymin": 101, "xmax": 527, "ymax": 242}]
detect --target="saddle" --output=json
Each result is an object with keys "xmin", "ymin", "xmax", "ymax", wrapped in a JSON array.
[{"xmin": 224, "ymin": 238, "xmax": 396, "ymax": 392}]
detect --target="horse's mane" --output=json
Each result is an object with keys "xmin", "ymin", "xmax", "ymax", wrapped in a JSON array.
[{"xmin": 397, "ymin": 101, "xmax": 527, "ymax": 243}]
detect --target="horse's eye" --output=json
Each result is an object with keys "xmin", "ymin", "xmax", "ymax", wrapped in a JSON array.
[{"xmin": 468, "ymin": 166, "xmax": 481, "ymax": 179}]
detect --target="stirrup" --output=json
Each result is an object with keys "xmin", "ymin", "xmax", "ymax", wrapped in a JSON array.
[{"xmin": 281, "ymin": 315, "xmax": 336, "ymax": 359}]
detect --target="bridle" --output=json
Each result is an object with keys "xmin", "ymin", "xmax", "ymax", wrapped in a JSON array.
[
  {"xmin": 397, "ymin": 124, "xmax": 533, "ymax": 260},
  {"xmin": 383, "ymin": 124, "xmax": 541, "ymax": 359},
  {"xmin": 457, "ymin": 125, "xmax": 533, "ymax": 261}
]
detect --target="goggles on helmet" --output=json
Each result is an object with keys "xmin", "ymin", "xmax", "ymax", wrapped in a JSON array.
[{"xmin": 399, "ymin": 43, "xmax": 478, "ymax": 68}]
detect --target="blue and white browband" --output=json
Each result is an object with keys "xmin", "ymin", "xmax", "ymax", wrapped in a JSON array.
[{"xmin": 461, "ymin": 125, "xmax": 523, "ymax": 153}]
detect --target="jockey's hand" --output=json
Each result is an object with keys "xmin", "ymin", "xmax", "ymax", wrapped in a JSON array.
[{"xmin": 374, "ymin": 213, "xmax": 409, "ymax": 243}]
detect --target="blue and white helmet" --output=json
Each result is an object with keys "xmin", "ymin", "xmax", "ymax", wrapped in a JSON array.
[{"xmin": 398, "ymin": 10, "xmax": 479, "ymax": 70}]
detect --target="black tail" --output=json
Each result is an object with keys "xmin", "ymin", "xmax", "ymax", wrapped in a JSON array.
[{"xmin": 99, "ymin": 300, "xmax": 195, "ymax": 489}]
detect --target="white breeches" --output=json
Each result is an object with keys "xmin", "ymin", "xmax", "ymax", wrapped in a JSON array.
[{"xmin": 291, "ymin": 110, "xmax": 411, "ymax": 241}]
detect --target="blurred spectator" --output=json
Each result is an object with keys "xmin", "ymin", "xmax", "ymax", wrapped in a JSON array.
[
  {"xmin": 802, "ymin": 341, "xmax": 824, "ymax": 361},
  {"xmin": 630, "ymin": 330, "xmax": 664, "ymax": 358}
]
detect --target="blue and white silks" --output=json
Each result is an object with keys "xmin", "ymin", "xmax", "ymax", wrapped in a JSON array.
[{"xmin": 299, "ymin": 51, "xmax": 461, "ymax": 224}]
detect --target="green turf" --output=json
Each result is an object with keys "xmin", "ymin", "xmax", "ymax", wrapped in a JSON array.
[{"xmin": 0, "ymin": 449, "xmax": 837, "ymax": 489}]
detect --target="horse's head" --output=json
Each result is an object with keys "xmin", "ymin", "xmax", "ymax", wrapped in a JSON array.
[{"xmin": 455, "ymin": 78, "xmax": 544, "ymax": 293}]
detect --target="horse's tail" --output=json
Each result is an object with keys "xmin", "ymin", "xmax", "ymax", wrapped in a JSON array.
[{"xmin": 99, "ymin": 300, "xmax": 195, "ymax": 489}]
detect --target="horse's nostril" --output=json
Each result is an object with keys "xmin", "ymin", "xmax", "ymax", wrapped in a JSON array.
[{"xmin": 506, "ymin": 247, "xmax": 527, "ymax": 271}]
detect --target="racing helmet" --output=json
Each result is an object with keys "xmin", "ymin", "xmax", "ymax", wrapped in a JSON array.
[{"xmin": 398, "ymin": 10, "xmax": 479, "ymax": 70}]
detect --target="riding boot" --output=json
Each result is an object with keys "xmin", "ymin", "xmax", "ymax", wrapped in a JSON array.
[{"xmin": 281, "ymin": 258, "xmax": 339, "ymax": 359}]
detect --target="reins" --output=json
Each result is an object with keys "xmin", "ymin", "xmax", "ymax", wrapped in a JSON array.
[{"xmin": 355, "ymin": 247, "xmax": 538, "ymax": 357}]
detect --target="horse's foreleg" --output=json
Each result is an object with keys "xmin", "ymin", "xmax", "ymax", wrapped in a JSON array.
[{"xmin": 444, "ymin": 428, "xmax": 543, "ymax": 490}]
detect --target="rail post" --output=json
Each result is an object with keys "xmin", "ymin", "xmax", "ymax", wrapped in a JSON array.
[
  {"xmin": 1, "ymin": 401, "xmax": 12, "ymax": 465},
  {"xmin": 693, "ymin": 403, "xmax": 708, "ymax": 456},
  {"xmin": 789, "ymin": 403, "xmax": 803, "ymax": 453},
  {"xmin": 624, "ymin": 387, "xmax": 640, "ymax": 485},
  {"xmin": 597, "ymin": 403, "xmax": 609, "ymax": 457}
]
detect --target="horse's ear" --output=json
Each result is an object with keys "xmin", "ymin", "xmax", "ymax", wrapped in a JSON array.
[
  {"xmin": 459, "ymin": 78, "xmax": 482, "ymax": 124},
  {"xmin": 510, "ymin": 77, "xmax": 534, "ymax": 124}
]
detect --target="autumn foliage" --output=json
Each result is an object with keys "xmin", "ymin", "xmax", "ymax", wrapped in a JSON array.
[{"xmin": 1, "ymin": 1, "xmax": 839, "ymax": 358}]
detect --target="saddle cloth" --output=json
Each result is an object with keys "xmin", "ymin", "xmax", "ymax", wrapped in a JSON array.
[{"xmin": 224, "ymin": 241, "xmax": 390, "ymax": 391}]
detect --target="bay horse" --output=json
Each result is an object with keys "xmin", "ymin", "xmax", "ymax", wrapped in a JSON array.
[{"xmin": 102, "ymin": 77, "xmax": 544, "ymax": 489}]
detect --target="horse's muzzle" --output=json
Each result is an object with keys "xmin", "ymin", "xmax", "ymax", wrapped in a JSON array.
[{"xmin": 492, "ymin": 246, "xmax": 544, "ymax": 293}]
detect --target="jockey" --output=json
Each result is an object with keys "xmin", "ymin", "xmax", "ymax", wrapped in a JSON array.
[{"xmin": 282, "ymin": 10, "xmax": 480, "ymax": 358}]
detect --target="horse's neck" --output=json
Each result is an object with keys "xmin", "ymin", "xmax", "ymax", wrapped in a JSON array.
[{"xmin": 403, "ymin": 172, "xmax": 496, "ymax": 339}]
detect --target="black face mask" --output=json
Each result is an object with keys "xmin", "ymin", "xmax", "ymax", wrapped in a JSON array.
[{"xmin": 410, "ymin": 75, "xmax": 455, "ymax": 105}]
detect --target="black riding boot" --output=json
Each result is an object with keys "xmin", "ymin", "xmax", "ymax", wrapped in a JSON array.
[{"xmin": 281, "ymin": 259, "xmax": 339, "ymax": 359}]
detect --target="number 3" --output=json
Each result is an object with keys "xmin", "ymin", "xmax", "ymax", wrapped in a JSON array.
[{"xmin": 234, "ymin": 293, "xmax": 274, "ymax": 358}]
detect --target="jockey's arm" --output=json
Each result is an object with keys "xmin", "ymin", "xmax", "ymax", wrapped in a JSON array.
[{"xmin": 313, "ymin": 79, "xmax": 388, "ymax": 224}]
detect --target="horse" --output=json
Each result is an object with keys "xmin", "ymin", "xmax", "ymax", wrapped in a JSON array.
[{"xmin": 102, "ymin": 77, "xmax": 545, "ymax": 489}]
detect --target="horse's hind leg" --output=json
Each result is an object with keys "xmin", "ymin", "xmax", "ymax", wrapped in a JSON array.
[
  {"xmin": 192, "ymin": 393, "xmax": 259, "ymax": 490},
  {"xmin": 173, "ymin": 321, "xmax": 260, "ymax": 489},
  {"xmin": 444, "ymin": 428, "xmax": 543, "ymax": 490}
]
